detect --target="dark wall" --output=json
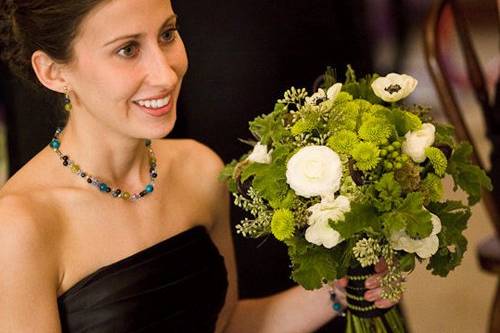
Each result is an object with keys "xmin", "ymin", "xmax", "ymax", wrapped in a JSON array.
[{"xmin": 172, "ymin": 2, "xmax": 373, "ymax": 331}]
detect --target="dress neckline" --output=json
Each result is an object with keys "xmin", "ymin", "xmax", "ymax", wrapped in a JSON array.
[{"xmin": 57, "ymin": 225, "xmax": 207, "ymax": 301}]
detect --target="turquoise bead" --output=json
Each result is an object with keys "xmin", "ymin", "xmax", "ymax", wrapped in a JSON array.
[
  {"xmin": 50, "ymin": 139, "xmax": 60, "ymax": 149},
  {"xmin": 99, "ymin": 183, "xmax": 109, "ymax": 192},
  {"xmin": 333, "ymin": 303, "xmax": 342, "ymax": 311},
  {"xmin": 145, "ymin": 184, "xmax": 154, "ymax": 193}
]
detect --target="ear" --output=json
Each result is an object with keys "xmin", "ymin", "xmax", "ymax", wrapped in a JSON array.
[{"xmin": 31, "ymin": 50, "xmax": 69, "ymax": 94}]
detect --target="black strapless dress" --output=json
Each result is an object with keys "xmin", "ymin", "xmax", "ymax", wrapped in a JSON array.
[{"xmin": 57, "ymin": 225, "xmax": 228, "ymax": 333}]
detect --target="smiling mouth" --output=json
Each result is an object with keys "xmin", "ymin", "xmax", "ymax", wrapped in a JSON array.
[{"xmin": 133, "ymin": 95, "xmax": 171, "ymax": 109}]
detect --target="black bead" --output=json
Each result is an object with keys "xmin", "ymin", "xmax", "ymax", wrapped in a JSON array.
[
  {"xmin": 139, "ymin": 190, "xmax": 147, "ymax": 197},
  {"xmin": 62, "ymin": 160, "xmax": 69, "ymax": 166},
  {"xmin": 87, "ymin": 178, "xmax": 93, "ymax": 184},
  {"xmin": 115, "ymin": 189, "xmax": 122, "ymax": 195},
  {"xmin": 106, "ymin": 187, "xmax": 111, "ymax": 193},
  {"xmin": 80, "ymin": 172, "xmax": 86, "ymax": 178},
  {"xmin": 150, "ymin": 167, "xmax": 156, "ymax": 173},
  {"xmin": 62, "ymin": 155, "xmax": 69, "ymax": 161},
  {"xmin": 112, "ymin": 191, "xmax": 119, "ymax": 197},
  {"xmin": 151, "ymin": 172, "xmax": 157, "ymax": 178}
]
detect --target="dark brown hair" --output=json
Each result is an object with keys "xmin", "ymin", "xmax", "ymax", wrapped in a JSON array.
[{"xmin": 0, "ymin": 0, "xmax": 105, "ymax": 85}]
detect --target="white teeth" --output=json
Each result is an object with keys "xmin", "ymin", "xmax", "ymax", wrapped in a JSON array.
[{"xmin": 136, "ymin": 95, "xmax": 170, "ymax": 109}]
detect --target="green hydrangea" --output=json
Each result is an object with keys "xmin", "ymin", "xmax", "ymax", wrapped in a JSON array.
[
  {"xmin": 425, "ymin": 147, "xmax": 447, "ymax": 176},
  {"xmin": 358, "ymin": 117, "xmax": 392, "ymax": 144},
  {"xmin": 327, "ymin": 130, "xmax": 359, "ymax": 155},
  {"xmin": 352, "ymin": 142, "xmax": 380, "ymax": 171},
  {"xmin": 271, "ymin": 208, "xmax": 295, "ymax": 241},
  {"xmin": 420, "ymin": 173, "xmax": 444, "ymax": 204}
]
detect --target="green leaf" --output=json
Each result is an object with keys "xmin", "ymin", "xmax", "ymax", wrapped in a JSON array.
[
  {"xmin": 434, "ymin": 123, "xmax": 455, "ymax": 147},
  {"xmin": 447, "ymin": 142, "xmax": 492, "ymax": 205},
  {"xmin": 219, "ymin": 160, "xmax": 238, "ymax": 192},
  {"xmin": 243, "ymin": 144, "xmax": 293, "ymax": 203},
  {"xmin": 286, "ymin": 236, "xmax": 351, "ymax": 289},
  {"xmin": 398, "ymin": 252, "xmax": 416, "ymax": 272},
  {"xmin": 382, "ymin": 192, "xmax": 432, "ymax": 238},
  {"xmin": 392, "ymin": 108, "xmax": 422, "ymax": 136},
  {"xmin": 336, "ymin": 202, "xmax": 381, "ymax": 239},
  {"xmin": 426, "ymin": 201, "xmax": 470, "ymax": 276},
  {"xmin": 371, "ymin": 173, "xmax": 403, "ymax": 212},
  {"xmin": 249, "ymin": 108, "xmax": 289, "ymax": 145}
]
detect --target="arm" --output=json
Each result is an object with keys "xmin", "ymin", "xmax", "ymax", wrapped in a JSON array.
[{"xmin": 0, "ymin": 195, "xmax": 62, "ymax": 332}]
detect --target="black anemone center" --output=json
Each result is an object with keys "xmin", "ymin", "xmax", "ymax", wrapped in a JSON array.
[{"xmin": 384, "ymin": 84, "xmax": 402, "ymax": 94}]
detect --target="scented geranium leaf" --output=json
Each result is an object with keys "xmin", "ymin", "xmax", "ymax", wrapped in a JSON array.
[
  {"xmin": 335, "ymin": 202, "xmax": 381, "ymax": 239},
  {"xmin": 219, "ymin": 159, "xmax": 238, "ymax": 192},
  {"xmin": 246, "ymin": 144, "xmax": 294, "ymax": 203},
  {"xmin": 285, "ymin": 236, "xmax": 337, "ymax": 290},
  {"xmin": 426, "ymin": 201, "xmax": 470, "ymax": 276},
  {"xmin": 447, "ymin": 142, "xmax": 492, "ymax": 205},
  {"xmin": 434, "ymin": 123, "xmax": 455, "ymax": 148},
  {"xmin": 383, "ymin": 192, "xmax": 432, "ymax": 238},
  {"xmin": 392, "ymin": 108, "xmax": 422, "ymax": 136},
  {"xmin": 249, "ymin": 108, "xmax": 289, "ymax": 145},
  {"xmin": 398, "ymin": 252, "xmax": 416, "ymax": 272},
  {"xmin": 371, "ymin": 172, "xmax": 403, "ymax": 212}
]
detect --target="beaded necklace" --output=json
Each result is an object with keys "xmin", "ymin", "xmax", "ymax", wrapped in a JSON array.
[{"xmin": 49, "ymin": 128, "xmax": 158, "ymax": 201}]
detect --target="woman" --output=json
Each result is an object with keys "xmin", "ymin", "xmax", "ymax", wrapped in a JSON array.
[{"xmin": 0, "ymin": 0, "xmax": 396, "ymax": 332}]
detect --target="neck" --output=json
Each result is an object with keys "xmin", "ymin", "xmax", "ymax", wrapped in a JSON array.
[{"xmin": 55, "ymin": 115, "xmax": 152, "ymax": 191}]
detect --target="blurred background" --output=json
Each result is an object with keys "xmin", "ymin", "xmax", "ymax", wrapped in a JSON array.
[{"xmin": 0, "ymin": 0, "xmax": 498, "ymax": 332}]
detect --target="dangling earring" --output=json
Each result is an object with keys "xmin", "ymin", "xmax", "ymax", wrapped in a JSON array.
[{"xmin": 64, "ymin": 87, "xmax": 72, "ymax": 112}]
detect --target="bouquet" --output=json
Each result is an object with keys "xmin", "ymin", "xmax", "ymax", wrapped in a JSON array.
[{"xmin": 220, "ymin": 66, "xmax": 492, "ymax": 332}]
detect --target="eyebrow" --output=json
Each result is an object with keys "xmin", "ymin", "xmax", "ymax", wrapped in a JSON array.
[{"xmin": 103, "ymin": 14, "xmax": 178, "ymax": 47}]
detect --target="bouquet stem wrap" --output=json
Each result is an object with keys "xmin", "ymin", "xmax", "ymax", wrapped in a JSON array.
[{"xmin": 345, "ymin": 264, "xmax": 406, "ymax": 333}]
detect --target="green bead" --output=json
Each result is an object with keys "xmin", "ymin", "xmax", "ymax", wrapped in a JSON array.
[
  {"xmin": 64, "ymin": 103, "xmax": 72, "ymax": 112},
  {"xmin": 387, "ymin": 145, "xmax": 395, "ymax": 152},
  {"xmin": 395, "ymin": 162, "xmax": 403, "ymax": 169},
  {"xmin": 380, "ymin": 149, "xmax": 387, "ymax": 157},
  {"xmin": 401, "ymin": 154, "xmax": 409, "ymax": 162},
  {"xmin": 384, "ymin": 162, "xmax": 393, "ymax": 170},
  {"xmin": 391, "ymin": 151, "xmax": 399, "ymax": 158},
  {"xmin": 70, "ymin": 164, "xmax": 80, "ymax": 173},
  {"xmin": 392, "ymin": 141, "xmax": 401, "ymax": 148},
  {"xmin": 380, "ymin": 138, "xmax": 389, "ymax": 145}
]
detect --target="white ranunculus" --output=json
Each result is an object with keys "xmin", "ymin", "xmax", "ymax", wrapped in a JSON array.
[
  {"xmin": 247, "ymin": 142, "xmax": 272, "ymax": 164},
  {"xmin": 305, "ymin": 219, "xmax": 343, "ymax": 249},
  {"xmin": 371, "ymin": 73, "xmax": 418, "ymax": 102},
  {"xmin": 401, "ymin": 123, "xmax": 436, "ymax": 163},
  {"xmin": 286, "ymin": 145, "xmax": 342, "ymax": 198},
  {"xmin": 326, "ymin": 83, "xmax": 342, "ymax": 100},
  {"xmin": 304, "ymin": 195, "xmax": 350, "ymax": 248},
  {"xmin": 390, "ymin": 211, "xmax": 442, "ymax": 259},
  {"xmin": 305, "ymin": 83, "xmax": 343, "ymax": 105}
]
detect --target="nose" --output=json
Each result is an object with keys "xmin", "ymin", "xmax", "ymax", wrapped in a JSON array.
[{"xmin": 143, "ymin": 44, "xmax": 179, "ymax": 90}]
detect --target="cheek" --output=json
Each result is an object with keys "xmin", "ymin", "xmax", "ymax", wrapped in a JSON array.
[{"xmin": 73, "ymin": 59, "xmax": 141, "ymax": 108}]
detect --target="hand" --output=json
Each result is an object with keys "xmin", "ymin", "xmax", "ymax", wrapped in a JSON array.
[{"xmin": 363, "ymin": 258, "xmax": 400, "ymax": 309}]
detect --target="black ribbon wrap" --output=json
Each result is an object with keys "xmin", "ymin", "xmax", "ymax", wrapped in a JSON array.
[{"xmin": 346, "ymin": 264, "xmax": 392, "ymax": 319}]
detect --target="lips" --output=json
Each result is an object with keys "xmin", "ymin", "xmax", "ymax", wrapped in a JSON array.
[{"xmin": 133, "ymin": 95, "xmax": 173, "ymax": 117}]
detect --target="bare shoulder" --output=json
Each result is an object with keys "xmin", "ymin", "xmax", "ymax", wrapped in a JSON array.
[
  {"xmin": 156, "ymin": 138, "xmax": 225, "ymax": 190},
  {"xmin": 0, "ymin": 192, "xmax": 62, "ymax": 331},
  {"xmin": 155, "ymin": 139, "xmax": 228, "ymax": 225}
]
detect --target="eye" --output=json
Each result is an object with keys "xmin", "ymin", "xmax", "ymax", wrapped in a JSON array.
[
  {"xmin": 117, "ymin": 43, "xmax": 139, "ymax": 58},
  {"xmin": 160, "ymin": 27, "xmax": 178, "ymax": 43}
]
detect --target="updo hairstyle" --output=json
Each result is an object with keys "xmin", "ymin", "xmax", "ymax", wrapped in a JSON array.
[{"xmin": 0, "ymin": 0, "xmax": 104, "ymax": 86}]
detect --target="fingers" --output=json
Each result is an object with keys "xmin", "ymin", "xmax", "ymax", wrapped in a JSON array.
[
  {"xmin": 374, "ymin": 258, "xmax": 387, "ymax": 273},
  {"xmin": 335, "ymin": 277, "xmax": 348, "ymax": 288},
  {"xmin": 364, "ymin": 287, "xmax": 397, "ymax": 309},
  {"xmin": 365, "ymin": 274, "xmax": 382, "ymax": 289}
]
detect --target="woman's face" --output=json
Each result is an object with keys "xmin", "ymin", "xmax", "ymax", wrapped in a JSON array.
[{"xmin": 64, "ymin": 0, "xmax": 188, "ymax": 139}]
